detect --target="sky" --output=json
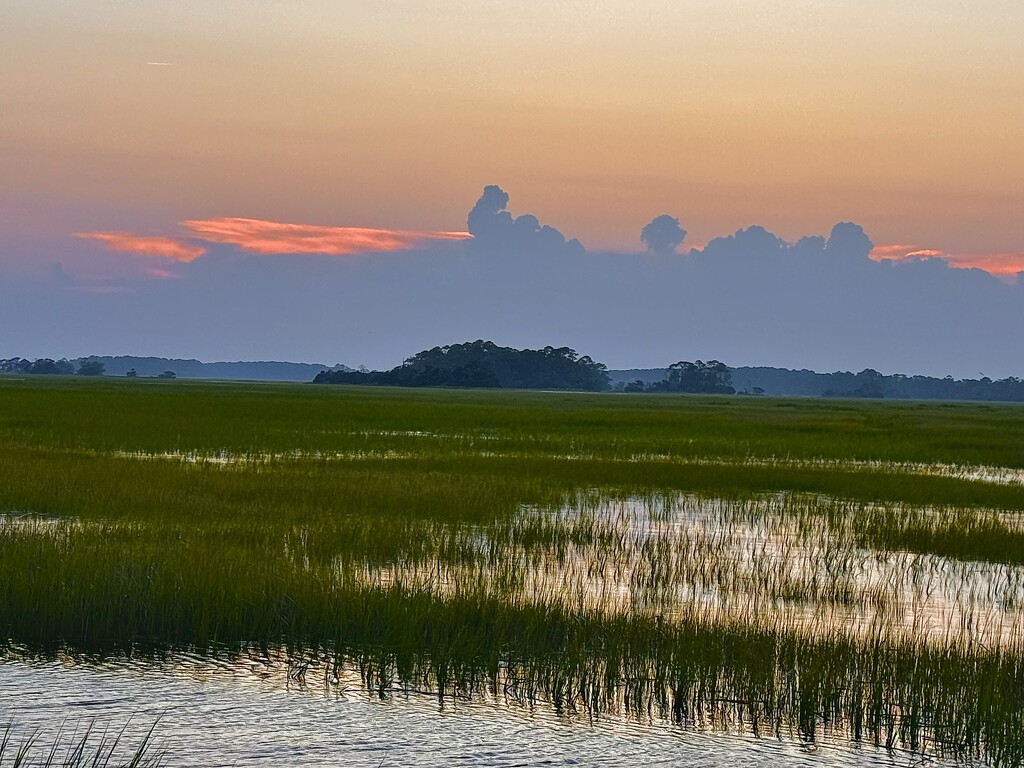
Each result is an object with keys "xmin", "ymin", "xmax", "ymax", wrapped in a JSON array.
[{"xmin": 2, "ymin": 1, "xmax": 1022, "ymax": 376}]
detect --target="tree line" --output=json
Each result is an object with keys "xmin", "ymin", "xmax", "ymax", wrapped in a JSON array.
[
  {"xmin": 817, "ymin": 368, "xmax": 1024, "ymax": 402},
  {"xmin": 614, "ymin": 364, "xmax": 1024, "ymax": 401},
  {"xmin": 0, "ymin": 358, "xmax": 178, "ymax": 379},
  {"xmin": 1, "ymin": 358, "xmax": 104, "ymax": 376},
  {"xmin": 6, "ymin": 349, "xmax": 1024, "ymax": 402}
]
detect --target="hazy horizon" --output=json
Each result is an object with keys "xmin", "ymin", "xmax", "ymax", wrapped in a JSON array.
[{"xmin": 3, "ymin": 183, "xmax": 1022, "ymax": 379}]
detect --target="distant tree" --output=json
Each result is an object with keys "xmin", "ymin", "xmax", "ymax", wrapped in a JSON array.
[
  {"xmin": 31, "ymin": 359, "xmax": 61, "ymax": 374},
  {"xmin": 624, "ymin": 379, "xmax": 647, "ymax": 392},
  {"xmin": 125, "ymin": 368, "xmax": 138, "ymax": 378},
  {"xmin": 77, "ymin": 360, "xmax": 105, "ymax": 376},
  {"xmin": 0, "ymin": 358, "xmax": 32, "ymax": 374},
  {"xmin": 647, "ymin": 360, "xmax": 734, "ymax": 394},
  {"xmin": 27, "ymin": 358, "xmax": 75, "ymax": 375},
  {"xmin": 157, "ymin": 370, "xmax": 176, "ymax": 379},
  {"xmin": 850, "ymin": 368, "xmax": 886, "ymax": 398}
]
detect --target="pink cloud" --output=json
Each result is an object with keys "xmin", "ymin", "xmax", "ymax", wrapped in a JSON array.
[
  {"xmin": 181, "ymin": 217, "xmax": 471, "ymax": 256},
  {"xmin": 869, "ymin": 244, "xmax": 930, "ymax": 262},
  {"xmin": 75, "ymin": 232, "xmax": 206, "ymax": 263},
  {"xmin": 871, "ymin": 244, "xmax": 1024, "ymax": 280},
  {"xmin": 945, "ymin": 252, "xmax": 1024, "ymax": 278}
]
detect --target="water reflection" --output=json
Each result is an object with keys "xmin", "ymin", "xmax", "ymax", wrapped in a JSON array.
[
  {"xmin": 0, "ymin": 655, "xmax": 950, "ymax": 768},
  {"xmin": 355, "ymin": 493, "xmax": 1024, "ymax": 648}
]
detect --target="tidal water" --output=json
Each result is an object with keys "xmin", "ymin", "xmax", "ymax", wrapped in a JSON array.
[{"xmin": 0, "ymin": 656, "xmax": 952, "ymax": 768}]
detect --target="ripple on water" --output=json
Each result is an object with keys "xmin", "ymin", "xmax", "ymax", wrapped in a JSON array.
[{"xmin": 0, "ymin": 656, "xmax": 956, "ymax": 768}]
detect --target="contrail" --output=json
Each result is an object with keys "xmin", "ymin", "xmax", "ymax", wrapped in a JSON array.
[{"xmin": 146, "ymin": 62, "xmax": 176, "ymax": 66}]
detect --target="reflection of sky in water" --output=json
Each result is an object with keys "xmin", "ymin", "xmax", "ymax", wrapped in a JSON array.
[
  {"xmin": 111, "ymin": 448, "xmax": 1024, "ymax": 488},
  {"xmin": 0, "ymin": 656, "xmax": 949, "ymax": 768},
  {"xmin": 7, "ymin": 485, "xmax": 1024, "ymax": 651},
  {"xmin": 356, "ymin": 493, "xmax": 1024, "ymax": 649}
]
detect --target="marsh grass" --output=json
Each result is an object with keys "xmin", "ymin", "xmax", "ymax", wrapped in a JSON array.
[
  {"xmin": 2, "ymin": 377, "xmax": 1024, "ymax": 764},
  {"xmin": 0, "ymin": 722, "xmax": 161, "ymax": 768}
]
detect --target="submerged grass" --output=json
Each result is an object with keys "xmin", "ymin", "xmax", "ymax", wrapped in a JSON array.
[{"xmin": 2, "ymin": 376, "xmax": 1024, "ymax": 764}]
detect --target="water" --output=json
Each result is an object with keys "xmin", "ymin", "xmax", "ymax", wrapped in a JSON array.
[
  {"xmin": 0, "ymin": 655, "xmax": 953, "ymax": 767},
  {"xmin": 114, "ymin": 448, "xmax": 1024, "ymax": 487},
  {"xmin": 354, "ymin": 494, "xmax": 1024, "ymax": 648}
]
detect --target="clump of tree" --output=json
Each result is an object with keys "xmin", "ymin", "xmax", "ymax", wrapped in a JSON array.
[
  {"xmin": 314, "ymin": 340, "xmax": 609, "ymax": 391},
  {"xmin": 628, "ymin": 360, "xmax": 735, "ymax": 394},
  {"xmin": 76, "ymin": 359, "xmax": 105, "ymax": 376},
  {"xmin": 0, "ymin": 357, "xmax": 107, "ymax": 376},
  {"xmin": 0, "ymin": 358, "xmax": 76, "ymax": 375}
]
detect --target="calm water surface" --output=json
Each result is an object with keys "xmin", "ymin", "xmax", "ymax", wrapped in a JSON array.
[{"xmin": 0, "ymin": 655, "xmax": 954, "ymax": 767}]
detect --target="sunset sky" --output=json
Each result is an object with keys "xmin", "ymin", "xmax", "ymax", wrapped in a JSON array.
[{"xmin": 2, "ymin": 1, "xmax": 1022, "ymax": 372}]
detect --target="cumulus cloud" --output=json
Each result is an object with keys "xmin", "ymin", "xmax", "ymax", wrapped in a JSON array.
[
  {"xmin": 641, "ymin": 215, "xmax": 686, "ymax": 255},
  {"xmin": 825, "ymin": 222, "xmax": 874, "ymax": 260},
  {"xmin": 75, "ymin": 232, "xmax": 206, "ymax": 263},
  {"xmin": 700, "ymin": 225, "xmax": 786, "ymax": 262},
  {"xmin": 466, "ymin": 185, "xmax": 584, "ymax": 256},
  {"xmin": 182, "ymin": 218, "xmax": 470, "ymax": 256},
  {"xmin": 467, "ymin": 185, "xmax": 512, "ymax": 241}
]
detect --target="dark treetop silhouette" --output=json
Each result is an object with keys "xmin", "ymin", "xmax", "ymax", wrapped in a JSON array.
[{"xmin": 314, "ymin": 341, "xmax": 609, "ymax": 391}]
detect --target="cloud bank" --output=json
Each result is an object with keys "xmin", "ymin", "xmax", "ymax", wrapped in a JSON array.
[{"xmin": 6, "ymin": 185, "xmax": 1023, "ymax": 380}]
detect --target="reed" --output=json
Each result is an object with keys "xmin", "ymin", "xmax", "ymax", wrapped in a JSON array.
[{"xmin": 0, "ymin": 722, "xmax": 161, "ymax": 768}]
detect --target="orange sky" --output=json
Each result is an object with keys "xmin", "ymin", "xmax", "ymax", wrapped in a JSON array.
[{"xmin": 2, "ymin": 1, "xmax": 1022, "ymax": 271}]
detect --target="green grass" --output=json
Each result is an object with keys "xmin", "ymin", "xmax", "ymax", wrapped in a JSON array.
[
  {"xmin": 3, "ymin": 375, "xmax": 1023, "ymax": 466},
  {"xmin": 0, "ymin": 722, "xmax": 161, "ymax": 768},
  {"xmin": 2, "ymin": 376, "xmax": 1024, "ymax": 764}
]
